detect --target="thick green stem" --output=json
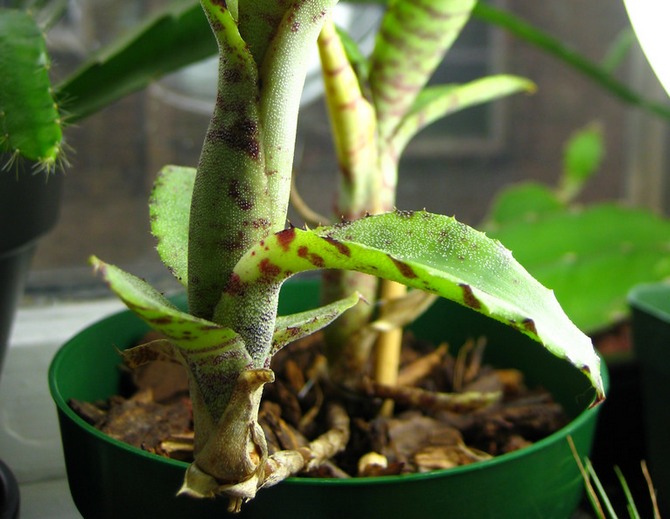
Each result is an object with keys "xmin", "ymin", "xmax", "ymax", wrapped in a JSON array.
[
  {"xmin": 182, "ymin": 0, "xmax": 340, "ymax": 500},
  {"xmin": 188, "ymin": 1, "xmax": 271, "ymax": 322}
]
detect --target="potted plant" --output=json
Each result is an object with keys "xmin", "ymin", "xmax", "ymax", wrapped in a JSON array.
[
  {"xmin": 49, "ymin": 0, "xmax": 605, "ymax": 517},
  {"xmin": 0, "ymin": 3, "xmax": 65, "ymax": 378}
]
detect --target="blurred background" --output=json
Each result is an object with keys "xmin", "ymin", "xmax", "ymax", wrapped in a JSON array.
[{"xmin": 26, "ymin": 0, "xmax": 669, "ymax": 302}]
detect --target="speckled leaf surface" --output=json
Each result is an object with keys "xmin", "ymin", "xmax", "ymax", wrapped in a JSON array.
[
  {"xmin": 90, "ymin": 256, "xmax": 243, "ymax": 354},
  {"xmin": 150, "ymin": 165, "xmax": 194, "ymax": 286},
  {"xmin": 91, "ymin": 255, "xmax": 253, "ymax": 416},
  {"xmin": 230, "ymin": 210, "xmax": 604, "ymax": 401}
]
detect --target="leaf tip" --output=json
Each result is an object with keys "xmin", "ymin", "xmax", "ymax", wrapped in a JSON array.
[{"xmin": 89, "ymin": 255, "xmax": 103, "ymax": 273}]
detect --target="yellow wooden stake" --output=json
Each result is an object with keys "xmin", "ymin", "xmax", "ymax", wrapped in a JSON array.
[{"xmin": 374, "ymin": 279, "xmax": 407, "ymax": 417}]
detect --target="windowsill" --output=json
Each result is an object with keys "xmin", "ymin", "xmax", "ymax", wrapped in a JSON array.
[{"xmin": 1, "ymin": 299, "xmax": 125, "ymax": 518}]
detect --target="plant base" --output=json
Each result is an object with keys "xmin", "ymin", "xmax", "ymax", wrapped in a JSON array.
[{"xmin": 50, "ymin": 280, "xmax": 606, "ymax": 519}]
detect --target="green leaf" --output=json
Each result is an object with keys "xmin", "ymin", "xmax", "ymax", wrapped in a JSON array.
[
  {"xmin": 369, "ymin": 0, "xmax": 476, "ymax": 138},
  {"xmin": 484, "ymin": 182, "xmax": 564, "ymax": 228},
  {"xmin": 488, "ymin": 204, "xmax": 670, "ymax": 332},
  {"xmin": 0, "ymin": 8, "xmax": 62, "ymax": 168},
  {"xmin": 54, "ymin": 0, "xmax": 216, "ymax": 123},
  {"xmin": 91, "ymin": 256, "xmax": 243, "ymax": 354},
  {"xmin": 92, "ymin": 255, "xmax": 252, "ymax": 417},
  {"xmin": 318, "ymin": 20, "xmax": 378, "ymax": 217},
  {"xmin": 272, "ymin": 291, "xmax": 364, "ymax": 354},
  {"xmin": 188, "ymin": 0, "xmax": 268, "ymax": 320},
  {"xmin": 392, "ymin": 75, "xmax": 535, "ymax": 154},
  {"xmin": 150, "ymin": 165, "xmax": 194, "ymax": 286},
  {"xmin": 237, "ymin": 1, "xmax": 286, "ymax": 67},
  {"xmin": 559, "ymin": 123, "xmax": 604, "ymax": 202},
  {"xmin": 257, "ymin": 0, "xmax": 339, "ymax": 224},
  {"xmin": 230, "ymin": 210, "xmax": 604, "ymax": 400}
]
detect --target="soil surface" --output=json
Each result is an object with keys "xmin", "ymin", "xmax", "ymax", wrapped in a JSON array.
[{"xmin": 70, "ymin": 331, "xmax": 568, "ymax": 478}]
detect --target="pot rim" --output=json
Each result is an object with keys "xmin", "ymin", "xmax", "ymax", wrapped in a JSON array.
[{"xmin": 628, "ymin": 281, "xmax": 670, "ymax": 322}]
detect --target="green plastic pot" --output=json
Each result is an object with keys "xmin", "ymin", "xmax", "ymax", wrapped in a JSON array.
[
  {"xmin": 50, "ymin": 279, "xmax": 605, "ymax": 519},
  {"xmin": 629, "ymin": 282, "xmax": 670, "ymax": 516}
]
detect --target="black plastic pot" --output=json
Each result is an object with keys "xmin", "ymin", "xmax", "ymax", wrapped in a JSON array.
[
  {"xmin": 0, "ymin": 459, "xmax": 19, "ymax": 519},
  {"xmin": 0, "ymin": 168, "xmax": 63, "ymax": 364},
  {"xmin": 629, "ymin": 282, "xmax": 670, "ymax": 516},
  {"xmin": 50, "ymin": 280, "xmax": 606, "ymax": 519},
  {"xmin": 0, "ymin": 167, "xmax": 63, "ymax": 518}
]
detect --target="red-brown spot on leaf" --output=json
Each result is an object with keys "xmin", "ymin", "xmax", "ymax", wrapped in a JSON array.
[
  {"xmin": 298, "ymin": 246, "xmax": 325, "ymax": 268},
  {"xmin": 460, "ymin": 284, "xmax": 481, "ymax": 310},
  {"xmin": 149, "ymin": 317, "xmax": 173, "ymax": 325},
  {"xmin": 522, "ymin": 318, "xmax": 537, "ymax": 335},
  {"xmin": 389, "ymin": 256, "xmax": 417, "ymax": 279},
  {"xmin": 207, "ymin": 111, "xmax": 260, "ymax": 160},
  {"xmin": 309, "ymin": 254, "xmax": 325, "ymax": 268},
  {"xmin": 323, "ymin": 236, "xmax": 351, "ymax": 257},
  {"xmin": 259, "ymin": 258, "xmax": 282, "ymax": 279},
  {"xmin": 228, "ymin": 180, "xmax": 253, "ymax": 211},
  {"xmin": 225, "ymin": 274, "xmax": 245, "ymax": 296},
  {"xmin": 276, "ymin": 228, "xmax": 296, "ymax": 252},
  {"xmin": 251, "ymin": 218, "xmax": 271, "ymax": 230}
]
